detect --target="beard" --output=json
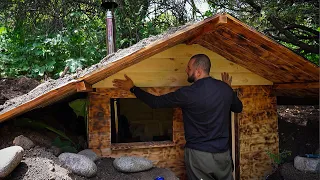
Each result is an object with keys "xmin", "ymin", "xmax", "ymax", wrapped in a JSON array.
[{"xmin": 187, "ymin": 73, "xmax": 196, "ymax": 83}]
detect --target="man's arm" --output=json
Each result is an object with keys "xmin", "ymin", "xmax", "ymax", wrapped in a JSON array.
[
  {"xmin": 131, "ymin": 86, "xmax": 188, "ymax": 108},
  {"xmin": 231, "ymin": 92, "xmax": 243, "ymax": 113},
  {"xmin": 221, "ymin": 72, "xmax": 243, "ymax": 113},
  {"xmin": 112, "ymin": 74, "xmax": 188, "ymax": 109}
]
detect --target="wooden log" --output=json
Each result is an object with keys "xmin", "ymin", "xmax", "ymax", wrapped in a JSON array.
[
  {"xmin": 111, "ymin": 141, "xmax": 175, "ymax": 150},
  {"xmin": 76, "ymin": 81, "xmax": 93, "ymax": 92},
  {"xmin": 185, "ymin": 15, "xmax": 228, "ymax": 45},
  {"xmin": 273, "ymin": 82, "xmax": 319, "ymax": 89}
]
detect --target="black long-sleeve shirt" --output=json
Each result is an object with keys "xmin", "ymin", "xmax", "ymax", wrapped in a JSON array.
[{"xmin": 132, "ymin": 77, "xmax": 243, "ymax": 153}]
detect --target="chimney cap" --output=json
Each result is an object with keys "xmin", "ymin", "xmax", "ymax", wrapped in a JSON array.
[{"xmin": 101, "ymin": 0, "xmax": 118, "ymax": 10}]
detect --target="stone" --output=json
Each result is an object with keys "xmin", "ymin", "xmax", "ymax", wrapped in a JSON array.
[
  {"xmin": 113, "ymin": 156, "xmax": 153, "ymax": 173},
  {"xmin": 294, "ymin": 156, "xmax": 320, "ymax": 173},
  {"xmin": 0, "ymin": 146, "xmax": 24, "ymax": 178},
  {"xmin": 58, "ymin": 153, "xmax": 97, "ymax": 177},
  {"xmin": 78, "ymin": 149, "xmax": 99, "ymax": 162},
  {"xmin": 13, "ymin": 135, "xmax": 35, "ymax": 150}
]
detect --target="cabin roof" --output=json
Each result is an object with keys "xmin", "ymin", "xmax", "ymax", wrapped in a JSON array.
[{"xmin": 0, "ymin": 13, "xmax": 318, "ymax": 123}]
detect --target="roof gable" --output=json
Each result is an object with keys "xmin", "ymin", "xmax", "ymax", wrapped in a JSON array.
[{"xmin": 0, "ymin": 13, "xmax": 318, "ymax": 123}]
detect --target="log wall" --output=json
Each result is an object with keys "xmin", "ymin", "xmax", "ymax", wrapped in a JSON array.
[
  {"xmin": 237, "ymin": 85, "xmax": 278, "ymax": 179},
  {"xmin": 88, "ymin": 85, "xmax": 278, "ymax": 180},
  {"xmin": 88, "ymin": 87, "xmax": 187, "ymax": 179}
]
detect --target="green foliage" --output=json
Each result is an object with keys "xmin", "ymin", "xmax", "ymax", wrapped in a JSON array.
[
  {"xmin": 14, "ymin": 118, "xmax": 78, "ymax": 152},
  {"xmin": 69, "ymin": 99, "xmax": 87, "ymax": 118},
  {"xmin": 266, "ymin": 150, "xmax": 291, "ymax": 165},
  {"xmin": 0, "ymin": 0, "xmax": 106, "ymax": 79},
  {"xmin": 52, "ymin": 136, "xmax": 78, "ymax": 153}
]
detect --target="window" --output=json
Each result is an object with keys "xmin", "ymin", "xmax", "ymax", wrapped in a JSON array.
[{"xmin": 110, "ymin": 98, "xmax": 173, "ymax": 143}]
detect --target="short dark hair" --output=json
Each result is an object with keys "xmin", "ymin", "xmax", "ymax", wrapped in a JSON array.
[{"xmin": 190, "ymin": 54, "xmax": 211, "ymax": 74}]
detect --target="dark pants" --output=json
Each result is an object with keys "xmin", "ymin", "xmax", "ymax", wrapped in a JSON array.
[{"xmin": 184, "ymin": 147, "xmax": 233, "ymax": 180}]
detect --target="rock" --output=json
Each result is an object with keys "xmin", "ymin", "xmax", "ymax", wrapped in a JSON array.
[
  {"xmin": 0, "ymin": 146, "xmax": 24, "ymax": 178},
  {"xmin": 78, "ymin": 149, "xmax": 99, "ymax": 162},
  {"xmin": 113, "ymin": 156, "xmax": 153, "ymax": 173},
  {"xmin": 294, "ymin": 156, "xmax": 320, "ymax": 173},
  {"xmin": 58, "ymin": 153, "xmax": 97, "ymax": 177},
  {"xmin": 13, "ymin": 135, "xmax": 35, "ymax": 150}
]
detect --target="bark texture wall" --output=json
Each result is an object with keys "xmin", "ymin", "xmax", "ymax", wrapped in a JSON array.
[
  {"xmin": 88, "ymin": 87, "xmax": 187, "ymax": 179},
  {"xmin": 238, "ymin": 85, "xmax": 279, "ymax": 179}
]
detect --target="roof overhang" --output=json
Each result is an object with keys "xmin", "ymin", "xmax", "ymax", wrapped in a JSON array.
[{"xmin": 0, "ymin": 13, "xmax": 318, "ymax": 123}]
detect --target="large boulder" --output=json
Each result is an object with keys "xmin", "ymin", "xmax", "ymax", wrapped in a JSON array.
[
  {"xmin": 58, "ymin": 153, "xmax": 97, "ymax": 177},
  {"xmin": 0, "ymin": 146, "xmax": 24, "ymax": 178},
  {"xmin": 294, "ymin": 156, "xmax": 320, "ymax": 173},
  {"xmin": 113, "ymin": 156, "xmax": 153, "ymax": 173},
  {"xmin": 13, "ymin": 135, "xmax": 35, "ymax": 150},
  {"xmin": 78, "ymin": 149, "xmax": 99, "ymax": 162}
]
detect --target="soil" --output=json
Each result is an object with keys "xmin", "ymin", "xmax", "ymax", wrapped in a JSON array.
[
  {"xmin": 0, "ymin": 123, "xmax": 178, "ymax": 180},
  {"xmin": 0, "ymin": 77, "xmax": 40, "ymax": 106},
  {"xmin": 278, "ymin": 105, "xmax": 319, "ymax": 161},
  {"xmin": 266, "ymin": 105, "xmax": 319, "ymax": 180}
]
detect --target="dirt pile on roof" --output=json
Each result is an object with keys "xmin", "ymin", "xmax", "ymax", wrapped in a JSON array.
[
  {"xmin": 0, "ymin": 22, "xmax": 194, "ymax": 118},
  {"xmin": 0, "ymin": 77, "xmax": 40, "ymax": 105}
]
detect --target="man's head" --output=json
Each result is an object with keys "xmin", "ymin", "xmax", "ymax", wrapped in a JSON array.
[{"xmin": 185, "ymin": 54, "xmax": 211, "ymax": 83}]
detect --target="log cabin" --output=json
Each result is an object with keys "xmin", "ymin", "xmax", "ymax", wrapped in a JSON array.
[{"xmin": 0, "ymin": 13, "xmax": 318, "ymax": 179}]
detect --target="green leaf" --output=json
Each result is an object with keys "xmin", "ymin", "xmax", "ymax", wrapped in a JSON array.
[
  {"xmin": 69, "ymin": 99, "xmax": 87, "ymax": 117},
  {"xmin": 15, "ymin": 118, "xmax": 76, "ymax": 146},
  {"xmin": 0, "ymin": 27, "xmax": 6, "ymax": 34},
  {"xmin": 52, "ymin": 136, "xmax": 78, "ymax": 153}
]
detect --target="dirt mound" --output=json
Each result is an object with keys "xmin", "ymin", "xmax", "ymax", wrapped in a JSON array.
[{"xmin": 0, "ymin": 77, "xmax": 40, "ymax": 105}]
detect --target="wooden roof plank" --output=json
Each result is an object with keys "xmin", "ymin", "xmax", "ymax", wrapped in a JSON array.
[
  {"xmin": 224, "ymin": 15, "xmax": 319, "ymax": 76},
  {"xmin": 196, "ymin": 39, "xmax": 282, "ymax": 82},
  {"xmin": 197, "ymin": 33, "xmax": 289, "ymax": 82},
  {"xmin": 214, "ymin": 27, "xmax": 317, "ymax": 82},
  {"xmin": 273, "ymin": 82, "xmax": 319, "ymax": 89}
]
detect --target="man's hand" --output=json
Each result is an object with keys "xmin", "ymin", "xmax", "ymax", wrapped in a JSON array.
[
  {"xmin": 221, "ymin": 72, "xmax": 232, "ymax": 86},
  {"xmin": 112, "ymin": 74, "xmax": 134, "ymax": 91}
]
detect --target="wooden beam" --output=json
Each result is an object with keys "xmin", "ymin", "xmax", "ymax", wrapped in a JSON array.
[
  {"xmin": 185, "ymin": 14, "xmax": 228, "ymax": 45},
  {"xmin": 273, "ymin": 82, "xmax": 319, "ymax": 89},
  {"xmin": 76, "ymin": 81, "xmax": 93, "ymax": 92}
]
